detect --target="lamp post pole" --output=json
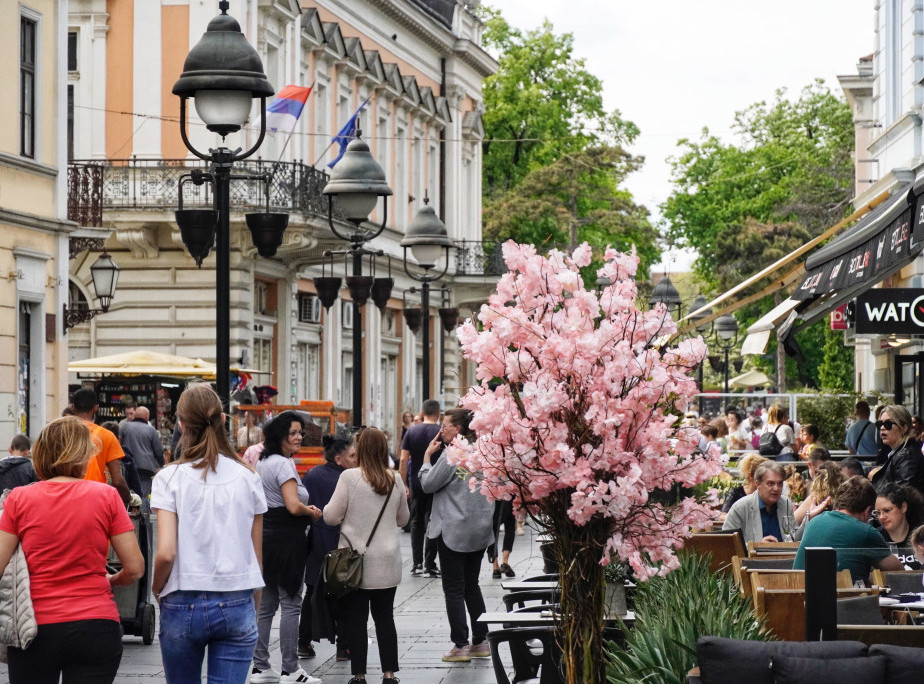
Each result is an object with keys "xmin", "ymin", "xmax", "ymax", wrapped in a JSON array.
[
  {"xmin": 312, "ymin": 132, "xmax": 393, "ymax": 430},
  {"xmin": 713, "ymin": 313, "xmax": 739, "ymax": 398},
  {"xmin": 401, "ymin": 195, "xmax": 454, "ymax": 403},
  {"xmin": 689, "ymin": 294, "xmax": 713, "ymax": 393},
  {"xmin": 172, "ymin": 1, "xmax": 285, "ymax": 413}
]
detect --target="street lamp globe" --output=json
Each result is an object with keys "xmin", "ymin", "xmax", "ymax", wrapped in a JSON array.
[
  {"xmin": 89, "ymin": 251, "xmax": 120, "ymax": 312},
  {"xmin": 322, "ymin": 137, "xmax": 393, "ymax": 224},
  {"xmin": 171, "ymin": 2, "xmax": 274, "ymax": 137},
  {"xmin": 689, "ymin": 294, "xmax": 713, "ymax": 333},
  {"xmin": 648, "ymin": 275, "xmax": 682, "ymax": 313},
  {"xmin": 401, "ymin": 196, "xmax": 454, "ymax": 270},
  {"xmin": 714, "ymin": 314, "xmax": 739, "ymax": 341}
]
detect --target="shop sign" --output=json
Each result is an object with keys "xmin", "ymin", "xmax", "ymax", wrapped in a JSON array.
[
  {"xmin": 855, "ymin": 288, "xmax": 924, "ymax": 335},
  {"xmin": 830, "ymin": 304, "xmax": 847, "ymax": 330}
]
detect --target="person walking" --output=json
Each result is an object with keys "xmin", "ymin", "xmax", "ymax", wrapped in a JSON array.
[
  {"xmin": 324, "ymin": 427, "xmax": 410, "ymax": 684},
  {"xmin": 845, "ymin": 400, "xmax": 877, "ymax": 458},
  {"xmin": 120, "ymin": 405, "xmax": 165, "ymax": 513},
  {"xmin": 0, "ymin": 434, "xmax": 37, "ymax": 492},
  {"xmin": 399, "ymin": 399, "xmax": 442, "ymax": 577},
  {"xmin": 298, "ymin": 435, "xmax": 356, "ymax": 661},
  {"xmin": 0, "ymin": 416, "xmax": 144, "ymax": 684},
  {"xmin": 71, "ymin": 387, "xmax": 131, "ymax": 505},
  {"xmin": 488, "ymin": 500, "xmax": 517, "ymax": 579},
  {"xmin": 251, "ymin": 411, "xmax": 323, "ymax": 684},
  {"xmin": 419, "ymin": 408, "xmax": 495, "ymax": 663},
  {"xmin": 150, "ymin": 383, "xmax": 268, "ymax": 684}
]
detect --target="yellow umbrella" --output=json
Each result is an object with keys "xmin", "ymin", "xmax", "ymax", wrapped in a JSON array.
[
  {"xmin": 68, "ymin": 350, "xmax": 217, "ymax": 378},
  {"xmin": 728, "ymin": 369, "xmax": 773, "ymax": 388}
]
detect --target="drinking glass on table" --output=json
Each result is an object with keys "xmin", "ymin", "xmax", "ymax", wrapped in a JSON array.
[{"xmin": 780, "ymin": 510, "xmax": 796, "ymax": 542}]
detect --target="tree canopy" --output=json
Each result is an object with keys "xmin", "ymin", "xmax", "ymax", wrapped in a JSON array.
[
  {"xmin": 663, "ymin": 81, "xmax": 854, "ymax": 288},
  {"xmin": 479, "ymin": 9, "xmax": 658, "ymax": 275},
  {"xmin": 662, "ymin": 81, "xmax": 856, "ymax": 390},
  {"xmin": 483, "ymin": 147, "xmax": 660, "ymax": 274}
]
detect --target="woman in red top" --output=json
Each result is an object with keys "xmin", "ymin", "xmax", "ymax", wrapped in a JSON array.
[{"xmin": 0, "ymin": 416, "xmax": 144, "ymax": 684}]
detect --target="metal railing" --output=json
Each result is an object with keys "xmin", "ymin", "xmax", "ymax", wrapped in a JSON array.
[
  {"xmin": 455, "ymin": 240, "xmax": 507, "ymax": 276},
  {"xmin": 67, "ymin": 158, "xmax": 332, "ymax": 226}
]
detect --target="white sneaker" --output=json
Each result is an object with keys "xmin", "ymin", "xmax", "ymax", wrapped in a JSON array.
[
  {"xmin": 279, "ymin": 669, "xmax": 321, "ymax": 684},
  {"xmin": 250, "ymin": 668, "xmax": 281, "ymax": 683}
]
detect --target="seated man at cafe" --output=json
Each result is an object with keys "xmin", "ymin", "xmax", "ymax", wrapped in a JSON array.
[
  {"xmin": 793, "ymin": 476, "xmax": 903, "ymax": 584},
  {"xmin": 723, "ymin": 462, "xmax": 793, "ymax": 544}
]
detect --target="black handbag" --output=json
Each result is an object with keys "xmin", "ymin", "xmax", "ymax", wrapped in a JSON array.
[{"xmin": 324, "ymin": 482, "xmax": 394, "ymax": 598}]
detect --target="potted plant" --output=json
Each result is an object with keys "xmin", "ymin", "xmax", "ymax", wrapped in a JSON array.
[{"xmin": 448, "ymin": 242, "xmax": 723, "ymax": 684}]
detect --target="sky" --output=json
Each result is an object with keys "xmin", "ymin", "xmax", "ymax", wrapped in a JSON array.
[{"xmin": 490, "ymin": 0, "xmax": 874, "ymax": 272}]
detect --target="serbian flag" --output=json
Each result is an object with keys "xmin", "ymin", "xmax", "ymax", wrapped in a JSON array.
[
  {"xmin": 266, "ymin": 85, "xmax": 312, "ymax": 134},
  {"xmin": 328, "ymin": 98, "xmax": 370, "ymax": 168}
]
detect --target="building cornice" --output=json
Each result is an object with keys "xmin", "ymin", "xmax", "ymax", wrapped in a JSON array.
[
  {"xmin": 0, "ymin": 208, "xmax": 75, "ymax": 235},
  {"xmin": 0, "ymin": 150, "xmax": 58, "ymax": 179}
]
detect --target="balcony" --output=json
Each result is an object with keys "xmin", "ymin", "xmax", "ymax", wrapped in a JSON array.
[
  {"xmin": 67, "ymin": 158, "xmax": 331, "ymax": 227},
  {"xmin": 455, "ymin": 240, "xmax": 507, "ymax": 276}
]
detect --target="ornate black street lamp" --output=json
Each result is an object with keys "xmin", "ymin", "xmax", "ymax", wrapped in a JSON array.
[
  {"xmin": 713, "ymin": 314, "xmax": 740, "ymax": 395},
  {"xmin": 689, "ymin": 294, "xmax": 712, "ymax": 391},
  {"xmin": 400, "ymin": 195, "xmax": 454, "ymax": 402},
  {"xmin": 648, "ymin": 275, "xmax": 683, "ymax": 317},
  {"xmin": 63, "ymin": 251, "xmax": 120, "ymax": 331},
  {"xmin": 172, "ymin": 0, "xmax": 286, "ymax": 412},
  {"xmin": 314, "ymin": 132, "xmax": 393, "ymax": 429}
]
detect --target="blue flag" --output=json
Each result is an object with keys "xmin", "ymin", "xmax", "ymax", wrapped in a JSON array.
[{"xmin": 328, "ymin": 99, "xmax": 369, "ymax": 168}]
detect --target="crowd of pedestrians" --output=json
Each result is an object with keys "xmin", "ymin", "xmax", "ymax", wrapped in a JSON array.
[{"xmin": 0, "ymin": 386, "xmax": 521, "ymax": 683}]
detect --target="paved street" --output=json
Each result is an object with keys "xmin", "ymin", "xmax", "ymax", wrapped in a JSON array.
[{"xmin": 0, "ymin": 519, "xmax": 545, "ymax": 683}]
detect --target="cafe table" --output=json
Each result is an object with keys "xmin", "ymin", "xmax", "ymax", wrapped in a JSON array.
[
  {"xmin": 477, "ymin": 610, "xmax": 635, "ymax": 627},
  {"xmin": 500, "ymin": 580, "xmax": 559, "ymax": 591},
  {"xmin": 880, "ymin": 595, "xmax": 924, "ymax": 624}
]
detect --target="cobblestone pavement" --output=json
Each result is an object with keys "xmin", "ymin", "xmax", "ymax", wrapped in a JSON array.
[{"xmin": 0, "ymin": 518, "xmax": 545, "ymax": 683}]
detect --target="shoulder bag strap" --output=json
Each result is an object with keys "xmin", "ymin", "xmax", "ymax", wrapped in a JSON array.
[
  {"xmin": 363, "ymin": 481, "xmax": 395, "ymax": 549},
  {"xmin": 858, "ymin": 421, "xmax": 871, "ymax": 442}
]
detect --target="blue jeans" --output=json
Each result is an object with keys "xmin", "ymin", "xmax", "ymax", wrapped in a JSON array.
[{"xmin": 159, "ymin": 590, "xmax": 258, "ymax": 684}]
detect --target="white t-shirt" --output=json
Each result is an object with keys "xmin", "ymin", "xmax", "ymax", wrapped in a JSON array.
[{"xmin": 151, "ymin": 455, "xmax": 267, "ymax": 597}]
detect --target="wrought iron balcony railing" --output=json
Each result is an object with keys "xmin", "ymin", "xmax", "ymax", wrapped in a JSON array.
[
  {"xmin": 455, "ymin": 240, "xmax": 507, "ymax": 276},
  {"xmin": 67, "ymin": 158, "xmax": 331, "ymax": 226}
]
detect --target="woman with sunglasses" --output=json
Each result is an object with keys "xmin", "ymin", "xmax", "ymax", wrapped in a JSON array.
[
  {"xmin": 875, "ymin": 483, "xmax": 924, "ymax": 568},
  {"xmin": 870, "ymin": 405, "xmax": 924, "ymax": 496},
  {"xmin": 252, "ymin": 411, "xmax": 323, "ymax": 684}
]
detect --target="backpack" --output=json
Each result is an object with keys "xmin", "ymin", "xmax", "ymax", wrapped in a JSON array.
[{"xmin": 758, "ymin": 424, "xmax": 785, "ymax": 456}]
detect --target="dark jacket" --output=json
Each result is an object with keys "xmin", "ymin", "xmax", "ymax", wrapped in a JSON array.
[
  {"xmin": 871, "ymin": 438, "xmax": 924, "ymax": 495},
  {"xmin": 302, "ymin": 462, "xmax": 345, "ymax": 586},
  {"xmin": 120, "ymin": 419, "xmax": 165, "ymax": 474},
  {"xmin": 0, "ymin": 458, "xmax": 37, "ymax": 492}
]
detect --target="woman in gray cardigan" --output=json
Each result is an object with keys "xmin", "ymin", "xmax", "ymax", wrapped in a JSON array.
[
  {"xmin": 419, "ymin": 408, "xmax": 495, "ymax": 663},
  {"xmin": 324, "ymin": 427, "xmax": 409, "ymax": 684}
]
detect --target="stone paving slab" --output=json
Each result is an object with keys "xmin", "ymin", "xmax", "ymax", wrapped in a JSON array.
[{"xmin": 0, "ymin": 520, "xmax": 545, "ymax": 683}]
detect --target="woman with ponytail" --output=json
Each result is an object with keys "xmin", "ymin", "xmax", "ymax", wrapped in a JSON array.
[{"xmin": 151, "ymin": 383, "xmax": 268, "ymax": 683}]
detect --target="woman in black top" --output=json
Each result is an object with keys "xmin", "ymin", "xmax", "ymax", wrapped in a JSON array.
[{"xmin": 871, "ymin": 405, "xmax": 924, "ymax": 495}]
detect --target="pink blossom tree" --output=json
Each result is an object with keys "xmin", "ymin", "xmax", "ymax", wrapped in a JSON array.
[{"xmin": 447, "ymin": 242, "xmax": 723, "ymax": 684}]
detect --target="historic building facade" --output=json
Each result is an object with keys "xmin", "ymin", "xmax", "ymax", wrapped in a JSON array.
[
  {"xmin": 66, "ymin": 0, "xmax": 499, "ymax": 434},
  {"xmin": 1, "ymin": 0, "xmax": 71, "ymax": 440}
]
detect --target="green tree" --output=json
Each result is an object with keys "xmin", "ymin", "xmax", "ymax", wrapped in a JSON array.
[
  {"xmin": 482, "ymin": 147, "xmax": 660, "ymax": 275},
  {"xmin": 480, "ymin": 10, "xmax": 638, "ymax": 197},
  {"xmin": 663, "ymin": 80, "xmax": 854, "ymax": 286}
]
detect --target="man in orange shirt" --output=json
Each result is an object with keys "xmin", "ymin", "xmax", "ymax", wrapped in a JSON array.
[{"xmin": 72, "ymin": 388, "xmax": 131, "ymax": 505}]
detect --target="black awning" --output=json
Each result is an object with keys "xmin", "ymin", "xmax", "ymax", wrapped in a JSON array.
[{"xmin": 794, "ymin": 182, "xmax": 918, "ymax": 300}]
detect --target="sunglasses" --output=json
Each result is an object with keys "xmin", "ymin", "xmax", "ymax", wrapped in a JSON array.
[{"xmin": 876, "ymin": 420, "xmax": 898, "ymax": 431}]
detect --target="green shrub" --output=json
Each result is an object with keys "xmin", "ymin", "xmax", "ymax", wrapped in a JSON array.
[
  {"xmin": 606, "ymin": 554, "xmax": 771, "ymax": 684},
  {"xmin": 795, "ymin": 392, "xmax": 859, "ymax": 450}
]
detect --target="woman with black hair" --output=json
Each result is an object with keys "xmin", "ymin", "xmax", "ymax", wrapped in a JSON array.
[
  {"xmin": 297, "ymin": 435, "xmax": 356, "ymax": 660},
  {"xmin": 252, "ymin": 411, "xmax": 323, "ymax": 684},
  {"xmin": 876, "ymin": 483, "xmax": 924, "ymax": 568}
]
